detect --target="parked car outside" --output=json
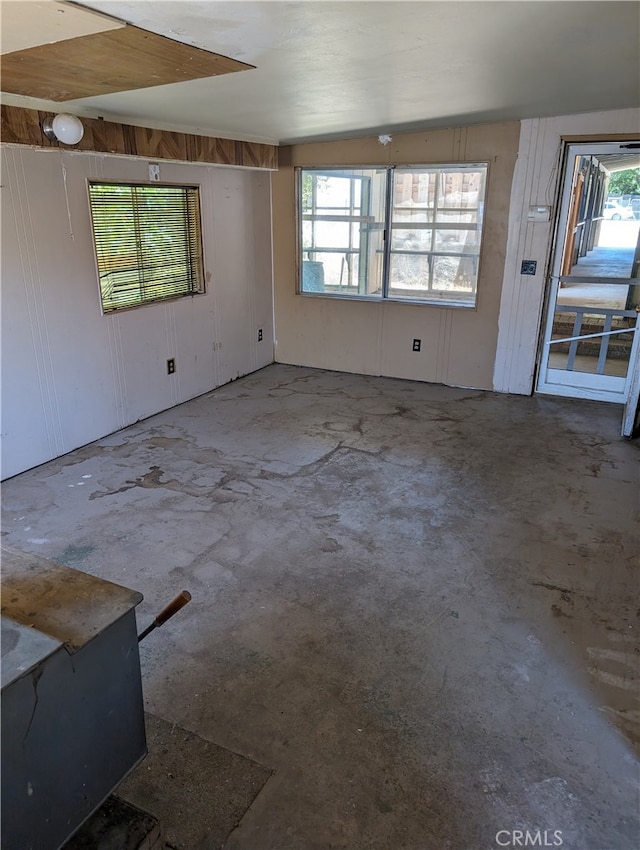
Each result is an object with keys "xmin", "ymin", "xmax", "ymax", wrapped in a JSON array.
[{"xmin": 603, "ymin": 200, "xmax": 636, "ymax": 220}]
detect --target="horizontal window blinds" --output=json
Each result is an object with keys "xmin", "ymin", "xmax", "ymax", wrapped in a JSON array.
[{"xmin": 88, "ymin": 183, "xmax": 204, "ymax": 312}]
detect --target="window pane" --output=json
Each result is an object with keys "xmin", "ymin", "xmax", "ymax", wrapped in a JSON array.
[
  {"xmin": 392, "ymin": 207, "xmax": 434, "ymax": 224},
  {"xmin": 298, "ymin": 164, "xmax": 487, "ymax": 307},
  {"xmin": 395, "ymin": 170, "xmax": 436, "ymax": 205},
  {"xmin": 434, "ymin": 228, "xmax": 481, "ymax": 254},
  {"xmin": 317, "ymin": 176, "xmax": 351, "ymax": 210},
  {"xmin": 391, "ymin": 229, "xmax": 431, "ymax": 251},
  {"xmin": 311, "ymin": 221, "xmax": 352, "ymax": 250},
  {"xmin": 389, "ymin": 165, "xmax": 487, "ymax": 306},
  {"xmin": 300, "ymin": 169, "xmax": 386, "ymax": 297},
  {"xmin": 438, "ymin": 169, "xmax": 484, "ymax": 210},
  {"xmin": 432, "ymin": 256, "xmax": 477, "ymax": 294},
  {"xmin": 389, "ymin": 253, "xmax": 431, "ymax": 295}
]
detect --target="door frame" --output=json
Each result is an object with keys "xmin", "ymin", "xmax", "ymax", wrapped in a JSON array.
[{"xmin": 535, "ymin": 140, "xmax": 640, "ymax": 404}]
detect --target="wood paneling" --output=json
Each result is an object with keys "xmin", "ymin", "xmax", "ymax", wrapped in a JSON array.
[
  {"xmin": 1, "ymin": 24, "xmax": 254, "ymax": 101},
  {"xmin": 189, "ymin": 135, "xmax": 239, "ymax": 166},
  {"xmin": 0, "ymin": 105, "xmax": 43, "ymax": 146},
  {"xmin": 131, "ymin": 126, "xmax": 188, "ymax": 163},
  {"xmin": 241, "ymin": 141, "xmax": 279, "ymax": 169},
  {"xmin": 1, "ymin": 105, "xmax": 278, "ymax": 171}
]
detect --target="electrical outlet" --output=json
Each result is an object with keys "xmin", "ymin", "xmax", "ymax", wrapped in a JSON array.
[
  {"xmin": 258, "ymin": 328, "xmax": 263, "ymax": 342},
  {"xmin": 521, "ymin": 260, "xmax": 537, "ymax": 276},
  {"xmin": 412, "ymin": 339, "xmax": 421, "ymax": 352},
  {"xmin": 167, "ymin": 358, "xmax": 176, "ymax": 374}
]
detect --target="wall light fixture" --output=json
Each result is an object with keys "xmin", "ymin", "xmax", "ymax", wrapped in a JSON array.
[{"xmin": 42, "ymin": 113, "xmax": 85, "ymax": 145}]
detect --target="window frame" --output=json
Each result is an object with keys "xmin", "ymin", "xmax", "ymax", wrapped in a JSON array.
[
  {"xmin": 87, "ymin": 180, "xmax": 206, "ymax": 315},
  {"xmin": 297, "ymin": 163, "xmax": 489, "ymax": 308},
  {"xmin": 298, "ymin": 167, "xmax": 388, "ymax": 299}
]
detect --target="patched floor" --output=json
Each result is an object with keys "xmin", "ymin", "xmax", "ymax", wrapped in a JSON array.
[{"xmin": 2, "ymin": 364, "xmax": 639, "ymax": 850}]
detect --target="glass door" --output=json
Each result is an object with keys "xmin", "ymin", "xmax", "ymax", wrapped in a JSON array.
[{"xmin": 537, "ymin": 142, "xmax": 640, "ymax": 403}]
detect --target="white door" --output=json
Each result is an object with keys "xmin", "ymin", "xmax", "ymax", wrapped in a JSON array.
[
  {"xmin": 622, "ymin": 348, "xmax": 640, "ymax": 437},
  {"xmin": 537, "ymin": 142, "xmax": 640, "ymax": 404}
]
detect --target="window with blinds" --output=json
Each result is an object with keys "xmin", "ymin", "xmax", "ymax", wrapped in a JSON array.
[{"xmin": 88, "ymin": 182, "xmax": 205, "ymax": 313}]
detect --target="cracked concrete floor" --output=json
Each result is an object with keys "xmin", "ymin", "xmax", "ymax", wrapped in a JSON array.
[{"xmin": 2, "ymin": 364, "xmax": 639, "ymax": 850}]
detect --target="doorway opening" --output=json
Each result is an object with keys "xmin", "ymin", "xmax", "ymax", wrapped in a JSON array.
[{"xmin": 536, "ymin": 142, "xmax": 640, "ymax": 405}]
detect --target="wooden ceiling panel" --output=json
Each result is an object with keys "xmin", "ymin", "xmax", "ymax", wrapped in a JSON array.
[{"xmin": 0, "ymin": 24, "xmax": 254, "ymax": 101}]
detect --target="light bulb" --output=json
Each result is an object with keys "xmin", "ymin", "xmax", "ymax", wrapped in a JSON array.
[
  {"xmin": 52, "ymin": 114, "xmax": 84, "ymax": 145},
  {"xmin": 42, "ymin": 113, "xmax": 84, "ymax": 145}
]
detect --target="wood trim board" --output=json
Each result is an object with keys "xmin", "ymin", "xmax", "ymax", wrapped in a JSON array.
[{"xmin": 1, "ymin": 105, "xmax": 278, "ymax": 170}]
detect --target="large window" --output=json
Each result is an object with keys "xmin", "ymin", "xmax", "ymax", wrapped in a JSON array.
[
  {"xmin": 299, "ymin": 164, "xmax": 487, "ymax": 307},
  {"xmin": 88, "ymin": 182, "xmax": 205, "ymax": 313}
]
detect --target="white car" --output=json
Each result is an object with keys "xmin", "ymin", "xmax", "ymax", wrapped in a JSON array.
[{"xmin": 603, "ymin": 201, "xmax": 635, "ymax": 220}]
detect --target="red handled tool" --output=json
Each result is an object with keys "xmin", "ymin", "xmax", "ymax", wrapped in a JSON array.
[{"xmin": 138, "ymin": 590, "xmax": 192, "ymax": 642}]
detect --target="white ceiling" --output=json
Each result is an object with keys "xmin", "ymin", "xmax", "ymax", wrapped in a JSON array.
[
  {"xmin": 2, "ymin": 0, "xmax": 639, "ymax": 145},
  {"xmin": 0, "ymin": 0, "xmax": 122, "ymax": 54}
]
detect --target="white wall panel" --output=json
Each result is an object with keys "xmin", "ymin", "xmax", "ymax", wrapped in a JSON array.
[
  {"xmin": 1, "ymin": 147, "xmax": 273, "ymax": 478},
  {"xmin": 494, "ymin": 107, "xmax": 640, "ymax": 395}
]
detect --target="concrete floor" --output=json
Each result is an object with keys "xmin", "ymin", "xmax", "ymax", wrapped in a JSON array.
[
  {"xmin": 571, "ymin": 243, "xmax": 635, "ymax": 281},
  {"xmin": 2, "ymin": 364, "xmax": 639, "ymax": 850}
]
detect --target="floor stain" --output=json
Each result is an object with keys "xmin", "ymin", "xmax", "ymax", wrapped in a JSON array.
[
  {"xmin": 54, "ymin": 544, "xmax": 96, "ymax": 567},
  {"xmin": 551, "ymin": 603, "xmax": 573, "ymax": 619},
  {"xmin": 532, "ymin": 581, "xmax": 575, "ymax": 595},
  {"xmin": 146, "ymin": 436, "xmax": 190, "ymax": 450}
]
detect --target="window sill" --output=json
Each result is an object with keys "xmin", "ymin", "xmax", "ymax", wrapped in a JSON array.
[
  {"xmin": 102, "ymin": 290, "xmax": 206, "ymax": 316},
  {"xmin": 298, "ymin": 291, "xmax": 477, "ymax": 309}
]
